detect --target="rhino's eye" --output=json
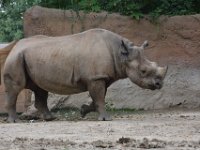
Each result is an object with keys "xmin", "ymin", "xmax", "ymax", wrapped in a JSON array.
[{"xmin": 140, "ymin": 69, "xmax": 147, "ymax": 76}]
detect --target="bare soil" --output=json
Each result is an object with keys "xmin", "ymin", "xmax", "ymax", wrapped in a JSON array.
[{"xmin": 0, "ymin": 108, "xmax": 200, "ymax": 150}]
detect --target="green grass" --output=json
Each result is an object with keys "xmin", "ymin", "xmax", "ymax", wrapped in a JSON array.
[{"xmin": 51, "ymin": 107, "xmax": 142, "ymax": 121}]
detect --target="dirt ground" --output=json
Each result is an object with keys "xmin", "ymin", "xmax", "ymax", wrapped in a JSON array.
[{"xmin": 0, "ymin": 108, "xmax": 200, "ymax": 150}]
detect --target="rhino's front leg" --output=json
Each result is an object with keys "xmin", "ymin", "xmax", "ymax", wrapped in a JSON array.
[{"xmin": 88, "ymin": 80, "xmax": 111, "ymax": 121}]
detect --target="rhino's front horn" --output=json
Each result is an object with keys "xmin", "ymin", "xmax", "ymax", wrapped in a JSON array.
[
  {"xmin": 158, "ymin": 66, "xmax": 168, "ymax": 78},
  {"xmin": 141, "ymin": 40, "xmax": 149, "ymax": 49}
]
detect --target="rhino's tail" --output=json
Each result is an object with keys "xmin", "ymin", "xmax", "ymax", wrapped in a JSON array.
[
  {"xmin": 0, "ymin": 40, "xmax": 18, "ymax": 84},
  {"xmin": 0, "ymin": 40, "xmax": 18, "ymax": 55}
]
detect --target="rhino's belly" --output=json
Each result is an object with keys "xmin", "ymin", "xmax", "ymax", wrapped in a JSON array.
[
  {"xmin": 30, "ymin": 75, "xmax": 87, "ymax": 95},
  {"xmin": 26, "ymin": 62, "xmax": 87, "ymax": 95},
  {"xmin": 39, "ymin": 83, "xmax": 87, "ymax": 95}
]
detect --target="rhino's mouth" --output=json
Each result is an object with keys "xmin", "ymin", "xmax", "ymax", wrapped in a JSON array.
[
  {"xmin": 148, "ymin": 84, "xmax": 161, "ymax": 90},
  {"xmin": 149, "ymin": 86, "xmax": 156, "ymax": 90}
]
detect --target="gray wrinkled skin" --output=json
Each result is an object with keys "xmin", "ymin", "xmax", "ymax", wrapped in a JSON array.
[{"xmin": 3, "ymin": 29, "xmax": 168, "ymax": 122}]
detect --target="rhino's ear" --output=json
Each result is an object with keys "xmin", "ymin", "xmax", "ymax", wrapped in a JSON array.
[{"xmin": 121, "ymin": 40, "xmax": 129, "ymax": 56}]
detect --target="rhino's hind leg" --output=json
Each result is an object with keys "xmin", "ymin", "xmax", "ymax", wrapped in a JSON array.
[
  {"xmin": 33, "ymin": 87, "xmax": 55, "ymax": 121},
  {"xmin": 4, "ymin": 74, "xmax": 24, "ymax": 123},
  {"xmin": 5, "ymin": 91, "xmax": 18, "ymax": 123},
  {"xmin": 88, "ymin": 80, "xmax": 112, "ymax": 121}
]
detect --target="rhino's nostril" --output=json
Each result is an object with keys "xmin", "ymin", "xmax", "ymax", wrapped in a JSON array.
[
  {"xmin": 155, "ymin": 82, "xmax": 162, "ymax": 89},
  {"xmin": 155, "ymin": 82, "xmax": 160, "ymax": 86}
]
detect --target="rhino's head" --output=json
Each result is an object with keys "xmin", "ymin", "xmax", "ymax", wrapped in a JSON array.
[{"xmin": 121, "ymin": 40, "xmax": 168, "ymax": 90}]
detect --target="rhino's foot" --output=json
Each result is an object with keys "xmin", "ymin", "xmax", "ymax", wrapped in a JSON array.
[
  {"xmin": 20, "ymin": 111, "xmax": 55, "ymax": 121},
  {"xmin": 20, "ymin": 114, "xmax": 40, "ymax": 120},
  {"xmin": 20, "ymin": 109, "xmax": 40, "ymax": 120},
  {"xmin": 80, "ymin": 104, "xmax": 95, "ymax": 118},
  {"xmin": 80, "ymin": 104, "xmax": 89, "ymax": 118},
  {"xmin": 6, "ymin": 117, "xmax": 19, "ymax": 123},
  {"xmin": 40, "ymin": 113, "xmax": 56, "ymax": 121},
  {"xmin": 98, "ymin": 113, "xmax": 112, "ymax": 121}
]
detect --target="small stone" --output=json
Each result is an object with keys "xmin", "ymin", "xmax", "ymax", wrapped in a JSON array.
[
  {"xmin": 117, "ymin": 137, "xmax": 131, "ymax": 144},
  {"xmin": 92, "ymin": 140, "xmax": 107, "ymax": 148}
]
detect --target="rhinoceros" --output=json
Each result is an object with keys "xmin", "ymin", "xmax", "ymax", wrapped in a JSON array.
[{"xmin": 2, "ymin": 28, "xmax": 168, "ymax": 123}]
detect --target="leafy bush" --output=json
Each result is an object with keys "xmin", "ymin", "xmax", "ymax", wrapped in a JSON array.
[
  {"xmin": 100, "ymin": 0, "xmax": 145, "ymax": 20},
  {"xmin": 150, "ymin": 0, "xmax": 200, "ymax": 18},
  {"xmin": 0, "ymin": 0, "xmax": 41, "ymax": 42}
]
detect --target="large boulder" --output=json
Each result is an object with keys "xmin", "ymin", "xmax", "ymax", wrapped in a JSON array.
[{"xmin": 23, "ymin": 6, "xmax": 200, "ymax": 113}]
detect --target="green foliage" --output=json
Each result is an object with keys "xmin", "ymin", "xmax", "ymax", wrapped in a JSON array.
[
  {"xmin": 79, "ymin": 0, "xmax": 101, "ymax": 12},
  {"xmin": 0, "ymin": 0, "xmax": 200, "ymax": 42},
  {"xmin": 0, "ymin": 0, "xmax": 41, "ymax": 42},
  {"xmin": 100, "ymin": 0, "xmax": 145, "ymax": 20},
  {"xmin": 150, "ymin": 0, "xmax": 200, "ymax": 19}
]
